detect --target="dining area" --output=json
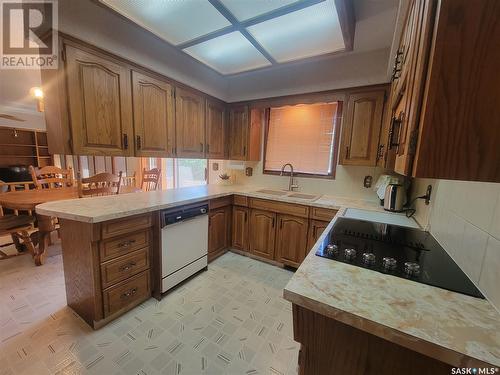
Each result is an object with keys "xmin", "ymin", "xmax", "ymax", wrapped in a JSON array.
[{"xmin": 0, "ymin": 166, "xmax": 161, "ymax": 266}]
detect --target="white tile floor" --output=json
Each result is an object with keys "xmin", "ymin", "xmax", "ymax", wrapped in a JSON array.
[{"xmin": 0, "ymin": 242, "xmax": 299, "ymax": 375}]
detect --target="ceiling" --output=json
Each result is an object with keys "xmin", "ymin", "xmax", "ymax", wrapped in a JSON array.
[{"xmin": 99, "ymin": 0, "xmax": 348, "ymax": 75}]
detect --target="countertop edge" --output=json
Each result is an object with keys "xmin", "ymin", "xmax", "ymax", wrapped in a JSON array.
[{"xmin": 282, "ymin": 288, "xmax": 492, "ymax": 368}]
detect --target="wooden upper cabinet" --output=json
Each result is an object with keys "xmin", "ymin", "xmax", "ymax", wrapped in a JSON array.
[
  {"xmin": 276, "ymin": 214, "xmax": 309, "ymax": 268},
  {"xmin": 228, "ymin": 106, "xmax": 263, "ymax": 161},
  {"xmin": 175, "ymin": 87, "xmax": 205, "ymax": 158},
  {"xmin": 132, "ymin": 71, "xmax": 175, "ymax": 157},
  {"xmin": 249, "ymin": 209, "xmax": 276, "ymax": 260},
  {"xmin": 228, "ymin": 105, "xmax": 248, "ymax": 160},
  {"xmin": 64, "ymin": 45, "xmax": 134, "ymax": 156},
  {"xmin": 339, "ymin": 90, "xmax": 385, "ymax": 166},
  {"xmin": 206, "ymin": 99, "xmax": 226, "ymax": 159},
  {"xmin": 232, "ymin": 206, "xmax": 248, "ymax": 251}
]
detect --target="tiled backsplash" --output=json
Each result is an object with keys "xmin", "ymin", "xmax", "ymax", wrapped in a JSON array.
[{"xmin": 411, "ymin": 178, "xmax": 500, "ymax": 311}]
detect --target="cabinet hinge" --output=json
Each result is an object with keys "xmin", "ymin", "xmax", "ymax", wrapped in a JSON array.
[{"xmin": 408, "ymin": 129, "xmax": 419, "ymax": 156}]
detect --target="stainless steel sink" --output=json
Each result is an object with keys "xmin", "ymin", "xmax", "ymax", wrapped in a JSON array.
[
  {"xmin": 255, "ymin": 189, "xmax": 289, "ymax": 196},
  {"xmin": 287, "ymin": 193, "xmax": 320, "ymax": 200}
]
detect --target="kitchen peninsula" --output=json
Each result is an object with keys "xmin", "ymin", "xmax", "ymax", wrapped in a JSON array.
[
  {"xmin": 36, "ymin": 185, "xmax": 379, "ymax": 328},
  {"xmin": 36, "ymin": 185, "xmax": 500, "ymax": 374}
]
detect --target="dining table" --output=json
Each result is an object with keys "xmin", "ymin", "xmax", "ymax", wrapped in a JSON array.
[{"xmin": 0, "ymin": 185, "xmax": 142, "ymax": 266}]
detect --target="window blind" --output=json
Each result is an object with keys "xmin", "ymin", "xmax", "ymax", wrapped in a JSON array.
[{"xmin": 264, "ymin": 102, "xmax": 339, "ymax": 175}]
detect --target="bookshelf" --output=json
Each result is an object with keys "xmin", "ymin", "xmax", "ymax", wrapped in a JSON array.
[{"xmin": 0, "ymin": 127, "xmax": 53, "ymax": 168}]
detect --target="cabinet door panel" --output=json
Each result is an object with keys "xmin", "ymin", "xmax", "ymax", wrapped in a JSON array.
[
  {"xmin": 307, "ymin": 220, "xmax": 329, "ymax": 251},
  {"xmin": 175, "ymin": 88, "xmax": 205, "ymax": 158},
  {"xmin": 340, "ymin": 90, "xmax": 385, "ymax": 166},
  {"xmin": 228, "ymin": 106, "xmax": 248, "ymax": 160},
  {"xmin": 276, "ymin": 215, "xmax": 308, "ymax": 267},
  {"xmin": 65, "ymin": 45, "xmax": 133, "ymax": 156},
  {"xmin": 232, "ymin": 206, "xmax": 248, "ymax": 251},
  {"xmin": 208, "ymin": 207, "xmax": 230, "ymax": 260},
  {"xmin": 249, "ymin": 209, "xmax": 276, "ymax": 260},
  {"xmin": 206, "ymin": 100, "xmax": 226, "ymax": 159},
  {"xmin": 132, "ymin": 71, "xmax": 174, "ymax": 157}
]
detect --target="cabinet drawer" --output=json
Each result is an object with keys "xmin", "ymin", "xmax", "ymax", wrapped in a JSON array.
[
  {"xmin": 233, "ymin": 194, "xmax": 248, "ymax": 207},
  {"xmin": 310, "ymin": 207, "xmax": 338, "ymax": 221},
  {"xmin": 100, "ymin": 248, "xmax": 149, "ymax": 289},
  {"xmin": 209, "ymin": 195, "xmax": 232, "ymax": 210},
  {"xmin": 101, "ymin": 214, "xmax": 152, "ymax": 239},
  {"xmin": 103, "ymin": 270, "xmax": 150, "ymax": 317},
  {"xmin": 249, "ymin": 198, "xmax": 309, "ymax": 218},
  {"xmin": 99, "ymin": 229, "xmax": 150, "ymax": 262}
]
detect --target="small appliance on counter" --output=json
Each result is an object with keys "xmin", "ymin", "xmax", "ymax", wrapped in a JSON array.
[
  {"xmin": 383, "ymin": 183, "xmax": 407, "ymax": 212},
  {"xmin": 316, "ymin": 217, "xmax": 484, "ymax": 298}
]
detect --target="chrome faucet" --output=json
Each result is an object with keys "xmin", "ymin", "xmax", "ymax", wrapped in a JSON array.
[{"xmin": 280, "ymin": 163, "xmax": 298, "ymax": 191}]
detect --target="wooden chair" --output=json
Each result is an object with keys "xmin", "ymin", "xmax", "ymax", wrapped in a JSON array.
[
  {"xmin": 141, "ymin": 168, "xmax": 161, "ymax": 191},
  {"xmin": 30, "ymin": 165, "xmax": 73, "ymax": 189},
  {"xmin": 0, "ymin": 214, "xmax": 36, "ymax": 261},
  {"xmin": 122, "ymin": 171, "xmax": 137, "ymax": 188},
  {"xmin": 78, "ymin": 172, "xmax": 123, "ymax": 198}
]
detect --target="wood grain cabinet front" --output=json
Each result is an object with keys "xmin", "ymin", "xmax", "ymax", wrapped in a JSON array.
[
  {"xmin": 206, "ymin": 99, "xmax": 227, "ymax": 159},
  {"xmin": 307, "ymin": 220, "xmax": 329, "ymax": 250},
  {"xmin": 175, "ymin": 87, "xmax": 206, "ymax": 158},
  {"xmin": 275, "ymin": 214, "xmax": 309, "ymax": 267},
  {"xmin": 102, "ymin": 270, "xmax": 151, "ymax": 317},
  {"xmin": 100, "ymin": 248, "xmax": 150, "ymax": 289},
  {"xmin": 249, "ymin": 209, "xmax": 276, "ymax": 260},
  {"xmin": 339, "ymin": 90, "xmax": 385, "ymax": 166},
  {"xmin": 208, "ymin": 206, "xmax": 231, "ymax": 262},
  {"xmin": 232, "ymin": 206, "xmax": 249, "ymax": 251},
  {"xmin": 99, "ymin": 229, "xmax": 151, "ymax": 262},
  {"xmin": 64, "ymin": 44, "xmax": 134, "ymax": 156},
  {"xmin": 131, "ymin": 70, "xmax": 175, "ymax": 157}
]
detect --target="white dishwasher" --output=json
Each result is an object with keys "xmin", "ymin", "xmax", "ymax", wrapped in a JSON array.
[{"xmin": 160, "ymin": 202, "xmax": 208, "ymax": 293}]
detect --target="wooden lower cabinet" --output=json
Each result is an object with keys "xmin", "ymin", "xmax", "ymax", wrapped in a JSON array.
[
  {"xmin": 276, "ymin": 215, "xmax": 309, "ymax": 267},
  {"xmin": 59, "ymin": 213, "xmax": 154, "ymax": 329},
  {"xmin": 208, "ymin": 206, "xmax": 231, "ymax": 262},
  {"xmin": 292, "ymin": 304, "xmax": 453, "ymax": 375},
  {"xmin": 307, "ymin": 220, "xmax": 329, "ymax": 250},
  {"xmin": 232, "ymin": 206, "xmax": 249, "ymax": 251},
  {"xmin": 249, "ymin": 209, "xmax": 276, "ymax": 260}
]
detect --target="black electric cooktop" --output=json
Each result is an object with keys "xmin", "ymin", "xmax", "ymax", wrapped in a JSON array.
[{"xmin": 316, "ymin": 217, "xmax": 484, "ymax": 298}]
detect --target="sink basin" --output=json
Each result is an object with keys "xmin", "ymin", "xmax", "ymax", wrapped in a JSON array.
[
  {"xmin": 255, "ymin": 189, "xmax": 289, "ymax": 196},
  {"xmin": 287, "ymin": 193, "xmax": 320, "ymax": 200}
]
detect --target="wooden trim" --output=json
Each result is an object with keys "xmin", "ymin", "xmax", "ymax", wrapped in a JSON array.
[
  {"xmin": 229, "ymin": 248, "xmax": 285, "ymax": 268},
  {"xmin": 248, "ymin": 198, "xmax": 309, "ymax": 218},
  {"xmin": 234, "ymin": 84, "xmax": 389, "ymax": 108},
  {"xmin": 335, "ymin": 0, "xmax": 356, "ymax": 51}
]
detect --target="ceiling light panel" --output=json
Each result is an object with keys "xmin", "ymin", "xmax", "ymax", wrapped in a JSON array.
[
  {"xmin": 219, "ymin": 0, "xmax": 300, "ymax": 21},
  {"xmin": 247, "ymin": 0, "xmax": 345, "ymax": 63},
  {"xmin": 100, "ymin": 0, "xmax": 231, "ymax": 45},
  {"xmin": 184, "ymin": 31, "xmax": 271, "ymax": 74}
]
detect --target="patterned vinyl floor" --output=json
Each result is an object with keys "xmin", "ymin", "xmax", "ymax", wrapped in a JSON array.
[{"xmin": 0, "ymin": 242, "xmax": 299, "ymax": 375}]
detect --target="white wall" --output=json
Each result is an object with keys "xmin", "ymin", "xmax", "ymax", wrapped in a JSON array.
[
  {"xmin": 226, "ymin": 48, "xmax": 391, "ymax": 102},
  {"xmin": 411, "ymin": 178, "xmax": 500, "ymax": 311}
]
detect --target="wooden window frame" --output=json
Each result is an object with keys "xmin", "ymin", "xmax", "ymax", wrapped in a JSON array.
[{"xmin": 262, "ymin": 101, "xmax": 343, "ymax": 180}]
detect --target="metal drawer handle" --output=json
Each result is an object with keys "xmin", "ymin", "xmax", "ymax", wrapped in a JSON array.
[
  {"xmin": 119, "ymin": 262, "xmax": 137, "ymax": 272},
  {"xmin": 121, "ymin": 288, "xmax": 137, "ymax": 299},
  {"xmin": 118, "ymin": 239, "xmax": 136, "ymax": 248}
]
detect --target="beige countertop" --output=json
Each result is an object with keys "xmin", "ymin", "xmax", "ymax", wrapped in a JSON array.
[
  {"xmin": 283, "ymin": 208, "xmax": 500, "ymax": 367},
  {"xmin": 35, "ymin": 184, "xmax": 382, "ymax": 223}
]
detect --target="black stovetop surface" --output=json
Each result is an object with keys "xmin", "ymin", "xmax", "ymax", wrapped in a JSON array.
[{"xmin": 316, "ymin": 217, "xmax": 484, "ymax": 299}]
